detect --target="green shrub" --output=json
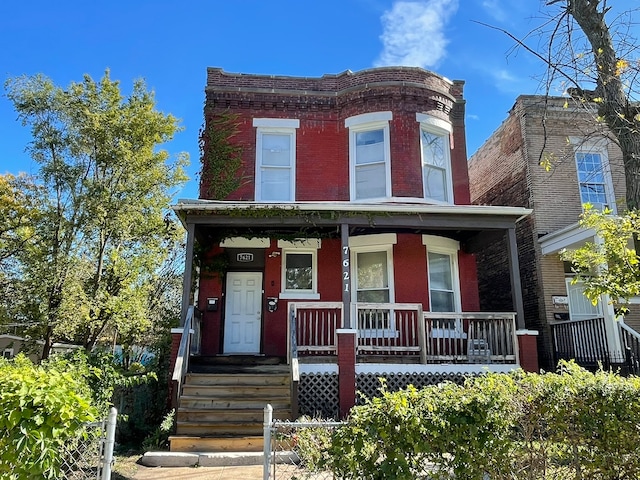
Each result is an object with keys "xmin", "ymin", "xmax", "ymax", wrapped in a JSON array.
[
  {"xmin": 327, "ymin": 362, "xmax": 640, "ymax": 480},
  {"xmin": 0, "ymin": 354, "xmax": 98, "ymax": 479}
]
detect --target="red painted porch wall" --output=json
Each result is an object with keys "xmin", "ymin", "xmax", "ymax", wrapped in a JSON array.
[
  {"xmin": 393, "ymin": 234, "xmax": 429, "ymax": 305},
  {"xmin": 197, "ymin": 236, "xmax": 481, "ymax": 357},
  {"xmin": 458, "ymin": 251, "xmax": 480, "ymax": 311}
]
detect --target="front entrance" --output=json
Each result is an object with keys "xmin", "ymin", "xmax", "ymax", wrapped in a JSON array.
[{"xmin": 223, "ymin": 271, "xmax": 263, "ymax": 354}]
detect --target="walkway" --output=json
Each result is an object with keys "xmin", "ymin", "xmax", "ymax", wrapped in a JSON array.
[{"xmin": 133, "ymin": 465, "xmax": 264, "ymax": 479}]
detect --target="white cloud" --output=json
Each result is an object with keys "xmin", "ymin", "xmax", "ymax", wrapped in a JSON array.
[
  {"xmin": 375, "ymin": 0, "xmax": 459, "ymax": 69},
  {"xmin": 481, "ymin": 0, "xmax": 507, "ymax": 23}
]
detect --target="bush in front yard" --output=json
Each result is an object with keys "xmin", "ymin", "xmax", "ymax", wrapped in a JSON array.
[
  {"xmin": 0, "ymin": 354, "xmax": 98, "ymax": 479},
  {"xmin": 327, "ymin": 362, "xmax": 640, "ymax": 480}
]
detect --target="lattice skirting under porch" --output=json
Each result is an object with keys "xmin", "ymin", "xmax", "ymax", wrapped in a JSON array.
[
  {"xmin": 298, "ymin": 373, "xmax": 340, "ymax": 419},
  {"xmin": 297, "ymin": 371, "xmax": 470, "ymax": 419},
  {"xmin": 356, "ymin": 371, "xmax": 468, "ymax": 404}
]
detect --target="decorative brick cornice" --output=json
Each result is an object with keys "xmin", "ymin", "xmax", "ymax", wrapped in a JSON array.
[{"xmin": 205, "ymin": 66, "xmax": 458, "ymax": 115}]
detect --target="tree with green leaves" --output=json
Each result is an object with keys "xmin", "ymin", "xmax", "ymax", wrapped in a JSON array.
[
  {"xmin": 487, "ymin": 2, "xmax": 640, "ymax": 304},
  {"xmin": 4, "ymin": 71, "xmax": 188, "ymax": 359}
]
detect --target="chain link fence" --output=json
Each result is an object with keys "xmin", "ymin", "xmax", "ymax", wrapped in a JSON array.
[
  {"xmin": 59, "ymin": 407, "xmax": 117, "ymax": 480},
  {"xmin": 263, "ymin": 405, "xmax": 343, "ymax": 480}
]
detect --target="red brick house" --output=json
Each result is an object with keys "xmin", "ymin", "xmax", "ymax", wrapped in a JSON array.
[{"xmin": 168, "ymin": 67, "xmax": 533, "ymax": 452}]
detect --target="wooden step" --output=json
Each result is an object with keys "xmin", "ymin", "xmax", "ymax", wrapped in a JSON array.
[
  {"xmin": 169, "ymin": 435, "xmax": 264, "ymax": 453},
  {"xmin": 181, "ymin": 384, "xmax": 290, "ymax": 398},
  {"xmin": 176, "ymin": 421, "xmax": 265, "ymax": 436},
  {"xmin": 179, "ymin": 396, "xmax": 291, "ymax": 410},
  {"xmin": 185, "ymin": 372, "xmax": 290, "ymax": 386},
  {"xmin": 177, "ymin": 408, "xmax": 292, "ymax": 423}
]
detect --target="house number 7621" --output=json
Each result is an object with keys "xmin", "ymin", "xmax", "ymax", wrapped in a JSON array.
[{"xmin": 342, "ymin": 246, "xmax": 350, "ymax": 292}]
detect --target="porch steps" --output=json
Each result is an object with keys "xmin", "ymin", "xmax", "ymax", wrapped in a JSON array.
[{"xmin": 170, "ymin": 361, "xmax": 292, "ymax": 453}]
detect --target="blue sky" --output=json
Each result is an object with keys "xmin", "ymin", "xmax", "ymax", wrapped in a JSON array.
[{"xmin": 0, "ymin": 0, "xmax": 555, "ymax": 199}]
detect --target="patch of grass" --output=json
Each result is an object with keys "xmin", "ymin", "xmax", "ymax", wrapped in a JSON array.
[{"xmin": 112, "ymin": 454, "xmax": 143, "ymax": 479}]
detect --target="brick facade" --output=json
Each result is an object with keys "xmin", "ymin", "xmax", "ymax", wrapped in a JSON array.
[{"xmin": 468, "ymin": 95, "xmax": 630, "ymax": 369}]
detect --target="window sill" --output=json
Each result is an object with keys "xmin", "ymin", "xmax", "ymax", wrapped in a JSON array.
[{"xmin": 279, "ymin": 292, "xmax": 320, "ymax": 300}]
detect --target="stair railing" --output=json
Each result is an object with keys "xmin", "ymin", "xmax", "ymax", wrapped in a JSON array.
[
  {"xmin": 619, "ymin": 320, "xmax": 640, "ymax": 375},
  {"xmin": 171, "ymin": 305, "xmax": 195, "ymax": 409},
  {"xmin": 289, "ymin": 304, "xmax": 299, "ymax": 419}
]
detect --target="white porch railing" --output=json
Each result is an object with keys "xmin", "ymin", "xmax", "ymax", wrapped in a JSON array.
[
  {"xmin": 171, "ymin": 305, "xmax": 197, "ymax": 408},
  {"xmin": 289, "ymin": 302, "xmax": 518, "ymax": 365}
]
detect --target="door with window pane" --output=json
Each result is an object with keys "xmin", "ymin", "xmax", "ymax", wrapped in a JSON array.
[{"xmin": 355, "ymin": 251, "xmax": 391, "ymax": 333}]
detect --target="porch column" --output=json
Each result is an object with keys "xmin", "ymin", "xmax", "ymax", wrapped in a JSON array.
[
  {"xmin": 341, "ymin": 223, "xmax": 352, "ymax": 329},
  {"xmin": 180, "ymin": 222, "xmax": 196, "ymax": 326},
  {"xmin": 337, "ymin": 328, "xmax": 357, "ymax": 418},
  {"xmin": 506, "ymin": 227, "xmax": 525, "ymax": 329},
  {"xmin": 517, "ymin": 329, "xmax": 539, "ymax": 373}
]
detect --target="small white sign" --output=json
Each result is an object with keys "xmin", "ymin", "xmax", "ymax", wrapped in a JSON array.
[
  {"xmin": 237, "ymin": 253, "xmax": 254, "ymax": 262},
  {"xmin": 552, "ymin": 296, "xmax": 569, "ymax": 305}
]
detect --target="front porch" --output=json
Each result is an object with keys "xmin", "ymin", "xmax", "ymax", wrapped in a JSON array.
[{"xmin": 290, "ymin": 302, "xmax": 519, "ymax": 365}]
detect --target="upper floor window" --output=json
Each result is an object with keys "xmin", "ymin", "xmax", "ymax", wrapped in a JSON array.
[
  {"xmin": 278, "ymin": 239, "xmax": 320, "ymax": 300},
  {"xmin": 253, "ymin": 118, "xmax": 299, "ymax": 202},
  {"xmin": 417, "ymin": 114, "xmax": 453, "ymax": 203},
  {"xmin": 346, "ymin": 112, "xmax": 392, "ymax": 201},
  {"xmin": 572, "ymin": 139, "xmax": 615, "ymax": 213}
]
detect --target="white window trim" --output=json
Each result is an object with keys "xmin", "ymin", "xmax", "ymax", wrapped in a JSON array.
[
  {"xmin": 3, "ymin": 348, "xmax": 14, "ymax": 359},
  {"xmin": 350, "ymin": 236, "xmax": 396, "ymax": 338},
  {"xmin": 278, "ymin": 238, "xmax": 321, "ymax": 300},
  {"xmin": 423, "ymin": 235, "xmax": 464, "ymax": 338},
  {"xmin": 254, "ymin": 118, "xmax": 300, "ymax": 202},
  {"xmin": 417, "ymin": 114, "xmax": 454, "ymax": 204},
  {"xmin": 571, "ymin": 137, "xmax": 616, "ymax": 214},
  {"xmin": 346, "ymin": 112, "xmax": 393, "ymax": 201}
]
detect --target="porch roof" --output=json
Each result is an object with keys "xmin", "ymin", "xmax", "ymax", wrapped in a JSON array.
[{"xmin": 172, "ymin": 199, "xmax": 531, "ymax": 230}]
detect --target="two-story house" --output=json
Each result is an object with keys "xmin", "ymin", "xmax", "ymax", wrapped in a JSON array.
[
  {"xmin": 469, "ymin": 95, "xmax": 640, "ymax": 372},
  {"xmin": 168, "ymin": 67, "xmax": 533, "ymax": 453}
]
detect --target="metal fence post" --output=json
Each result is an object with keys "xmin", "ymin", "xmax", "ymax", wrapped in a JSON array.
[
  {"xmin": 263, "ymin": 404, "xmax": 273, "ymax": 480},
  {"xmin": 101, "ymin": 407, "xmax": 117, "ymax": 480}
]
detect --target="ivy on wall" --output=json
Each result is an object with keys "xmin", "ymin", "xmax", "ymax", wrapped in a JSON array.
[{"xmin": 199, "ymin": 111, "xmax": 246, "ymax": 200}]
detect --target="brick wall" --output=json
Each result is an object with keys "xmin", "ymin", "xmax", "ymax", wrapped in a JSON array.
[
  {"xmin": 200, "ymin": 66, "xmax": 472, "ymax": 204},
  {"xmin": 468, "ymin": 95, "xmax": 629, "ymax": 369}
]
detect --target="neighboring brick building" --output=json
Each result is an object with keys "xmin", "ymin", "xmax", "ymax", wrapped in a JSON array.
[
  {"xmin": 469, "ymin": 95, "xmax": 639, "ymax": 370},
  {"xmin": 167, "ymin": 67, "xmax": 534, "ymax": 451}
]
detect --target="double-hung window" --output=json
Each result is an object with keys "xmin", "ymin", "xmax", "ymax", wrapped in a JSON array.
[
  {"xmin": 424, "ymin": 235, "xmax": 462, "ymax": 337},
  {"xmin": 254, "ymin": 118, "xmax": 299, "ymax": 202},
  {"xmin": 346, "ymin": 112, "xmax": 392, "ymax": 201},
  {"xmin": 417, "ymin": 114, "xmax": 453, "ymax": 203},
  {"xmin": 573, "ymin": 139, "xmax": 615, "ymax": 213},
  {"xmin": 350, "ymin": 234, "xmax": 397, "ymax": 336},
  {"xmin": 278, "ymin": 239, "xmax": 320, "ymax": 300}
]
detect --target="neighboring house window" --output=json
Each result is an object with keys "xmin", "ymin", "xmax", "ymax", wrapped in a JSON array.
[
  {"xmin": 3, "ymin": 348, "xmax": 13, "ymax": 359},
  {"xmin": 424, "ymin": 235, "xmax": 463, "ymax": 337},
  {"xmin": 278, "ymin": 239, "xmax": 320, "ymax": 300},
  {"xmin": 253, "ymin": 118, "xmax": 299, "ymax": 202},
  {"xmin": 350, "ymin": 234, "xmax": 397, "ymax": 336},
  {"xmin": 572, "ymin": 139, "xmax": 616, "ymax": 213},
  {"xmin": 346, "ymin": 112, "xmax": 393, "ymax": 201},
  {"xmin": 417, "ymin": 114, "xmax": 453, "ymax": 203}
]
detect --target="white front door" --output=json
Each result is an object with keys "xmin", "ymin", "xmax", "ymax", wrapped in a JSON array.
[{"xmin": 223, "ymin": 272, "xmax": 263, "ymax": 354}]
